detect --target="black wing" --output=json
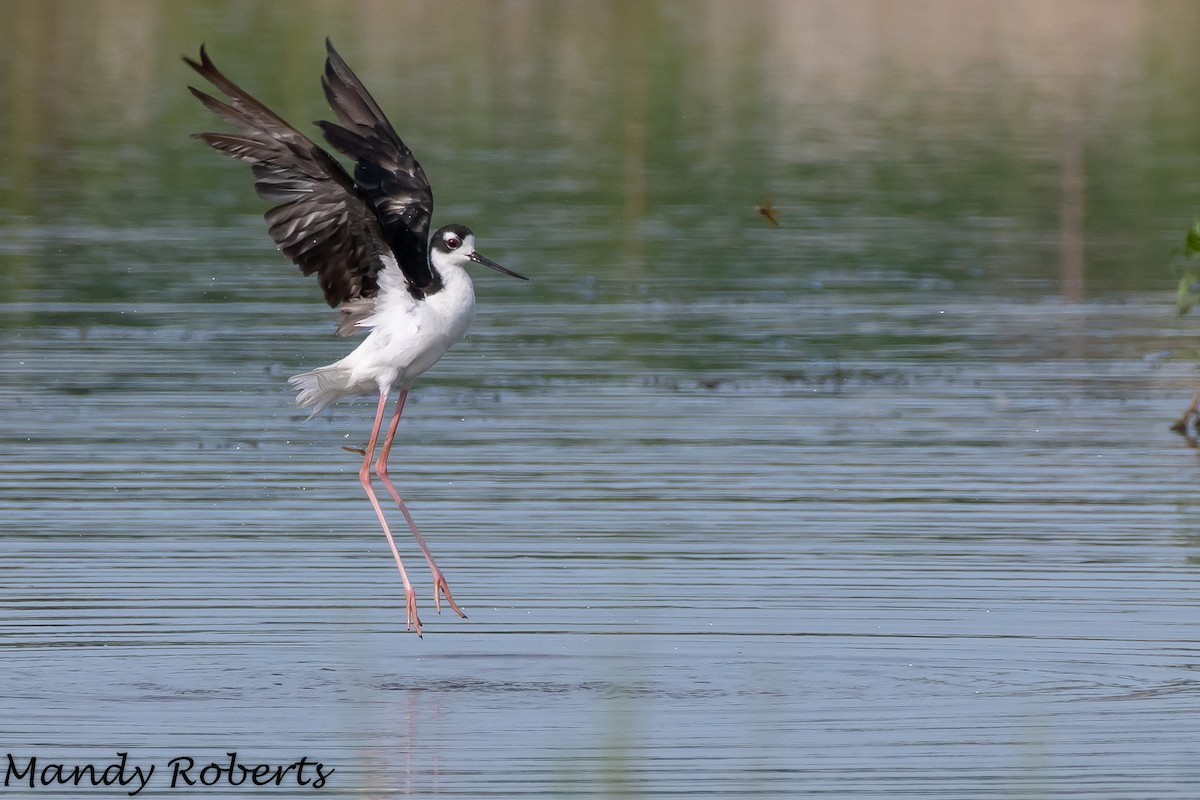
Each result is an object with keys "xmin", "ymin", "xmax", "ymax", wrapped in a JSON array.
[
  {"xmin": 316, "ymin": 39, "xmax": 441, "ymax": 296},
  {"xmin": 185, "ymin": 45, "xmax": 390, "ymax": 309}
]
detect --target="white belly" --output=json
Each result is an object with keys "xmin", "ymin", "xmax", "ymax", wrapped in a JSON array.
[{"xmin": 342, "ymin": 270, "xmax": 477, "ymax": 393}]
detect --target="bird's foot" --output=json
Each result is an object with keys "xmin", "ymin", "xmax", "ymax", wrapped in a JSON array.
[
  {"xmin": 404, "ymin": 586, "xmax": 423, "ymax": 638},
  {"xmin": 432, "ymin": 570, "xmax": 467, "ymax": 619}
]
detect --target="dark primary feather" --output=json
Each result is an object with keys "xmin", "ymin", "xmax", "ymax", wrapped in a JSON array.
[
  {"xmin": 184, "ymin": 44, "xmax": 395, "ymax": 311},
  {"xmin": 317, "ymin": 38, "xmax": 439, "ymax": 296}
]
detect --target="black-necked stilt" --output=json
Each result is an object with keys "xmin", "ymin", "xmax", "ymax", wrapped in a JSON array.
[{"xmin": 185, "ymin": 40, "xmax": 528, "ymax": 636}]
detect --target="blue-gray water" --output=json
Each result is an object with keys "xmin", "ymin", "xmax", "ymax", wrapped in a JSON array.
[{"xmin": 5, "ymin": 2, "xmax": 1200, "ymax": 798}]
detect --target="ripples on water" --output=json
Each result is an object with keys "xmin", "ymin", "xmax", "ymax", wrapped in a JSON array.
[
  {"xmin": 5, "ymin": 284, "xmax": 1200, "ymax": 797},
  {"xmin": 6, "ymin": 2, "xmax": 1200, "ymax": 798}
]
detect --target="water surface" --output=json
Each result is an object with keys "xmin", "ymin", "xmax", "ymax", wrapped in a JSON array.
[{"xmin": 4, "ymin": 2, "xmax": 1200, "ymax": 798}]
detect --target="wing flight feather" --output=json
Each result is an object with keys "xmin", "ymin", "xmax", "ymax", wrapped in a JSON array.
[{"xmin": 185, "ymin": 45, "xmax": 393, "ymax": 311}]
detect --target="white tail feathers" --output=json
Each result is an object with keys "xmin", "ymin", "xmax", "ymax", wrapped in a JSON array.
[{"xmin": 288, "ymin": 365, "xmax": 356, "ymax": 417}]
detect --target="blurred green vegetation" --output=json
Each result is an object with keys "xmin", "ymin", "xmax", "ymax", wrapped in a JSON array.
[
  {"xmin": 1, "ymin": 0, "xmax": 1200, "ymax": 309},
  {"xmin": 1171, "ymin": 220, "xmax": 1200, "ymax": 315}
]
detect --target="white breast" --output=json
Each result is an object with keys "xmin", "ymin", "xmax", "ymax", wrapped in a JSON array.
[{"xmin": 341, "ymin": 261, "xmax": 477, "ymax": 393}]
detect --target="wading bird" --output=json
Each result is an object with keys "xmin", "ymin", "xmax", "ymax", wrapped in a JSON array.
[{"xmin": 186, "ymin": 40, "xmax": 527, "ymax": 636}]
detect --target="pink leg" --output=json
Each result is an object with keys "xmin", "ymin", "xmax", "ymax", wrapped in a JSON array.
[
  {"xmin": 360, "ymin": 390, "xmax": 422, "ymax": 636},
  {"xmin": 376, "ymin": 389, "xmax": 467, "ymax": 619}
]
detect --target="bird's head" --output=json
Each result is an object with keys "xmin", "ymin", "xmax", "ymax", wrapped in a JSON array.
[{"xmin": 430, "ymin": 224, "xmax": 527, "ymax": 281}]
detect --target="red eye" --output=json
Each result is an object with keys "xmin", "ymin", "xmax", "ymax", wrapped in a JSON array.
[{"xmin": 445, "ymin": 236, "xmax": 462, "ymax": 250}]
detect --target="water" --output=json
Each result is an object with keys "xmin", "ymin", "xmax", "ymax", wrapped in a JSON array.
[{"xmin": 5, "ymin": 1, "xmax": 1200, "ymax": 797}]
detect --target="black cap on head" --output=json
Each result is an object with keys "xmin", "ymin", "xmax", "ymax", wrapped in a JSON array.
[{"xmin": 430, "ymin": 224, "xmax": 475, "ymax": 255}]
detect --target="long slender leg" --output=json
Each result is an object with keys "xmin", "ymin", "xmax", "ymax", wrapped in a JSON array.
[
  {"xmin": 375, "ymin": 389, "xmax": 467, "ymax": 619},
  {"xmin": 360, "ymin": 390, "xmax": 422, "ymax": 636}
]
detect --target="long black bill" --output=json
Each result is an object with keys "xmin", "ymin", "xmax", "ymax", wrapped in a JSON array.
[{"xmin": 469, "ymin": 251, "xmax": 529, "ymax": 281}]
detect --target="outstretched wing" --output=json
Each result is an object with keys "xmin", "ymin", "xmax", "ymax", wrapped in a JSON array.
[
  {"xmin": 185, "ymin": 45, "xmax": 390, "ymax": 311},
  {"xmin": 316, "ymin": 39, "xmax": 441, "ymax": 296}
]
